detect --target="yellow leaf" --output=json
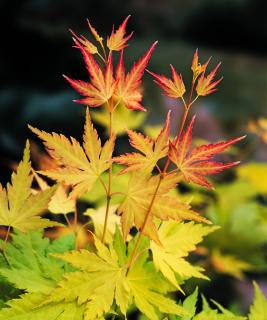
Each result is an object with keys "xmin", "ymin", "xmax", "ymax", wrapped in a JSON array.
[
  {"xmin": 84, "ymin": 205, "xmax": 120, "ymax": 244},
  {"xmin": 49, "ymin": 185, "xmax": 75, "ymax": 214},
  {"xmin": 249, "ymin": 282, "xmax": 267, "ymax": 320},
  {"xmin": 107, "ymin": 16, "xmax": 133, "ymax": 51},
  {"xmin": 0, "ymin": 141, "xmax": 60, "ymax": 232},
  {"xmin": 92, "ymin": 102, "xmax": 146, "ymax": 135},
  {"xmin": 114, "ymin": 112, "xmax": 171, "ymax": 174},
  {"xmin": 237, "ymin": 163, "xmax": 267, "ymax": 194},
  {"xmin": 118, "ymin": 173, "xmax": 209, "ymax": 243},
  {"xmin": 150, "ymin": 221, "xmax": 218, "ymax": 289},
  {"xmin": 29, "ymin": 109, "xmax": 115, "ymax": 198},
  {"xmin": 211, "ymin": 250, "xmax": 252, "ymax": 279}
]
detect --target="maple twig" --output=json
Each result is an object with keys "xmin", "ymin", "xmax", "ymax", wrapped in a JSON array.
[
  {"xmin": 188, "ymin": 95, "xmax": 199, "ymax": 109},
  {"xmin": 188, "ymin": 79, "xmax": 195, "ymax": 105},
  {"xmin": 97, "ymin": 52, "xmax": 106, "ymax": 63},
  {"xmin": 177, "ymin": 105, "xmax": 190, "ymax": 142},
  {"xmin": 101, "ymin": 43, "xmax": 108, "ymax": 62},
  {"xmin": 99, "ymin": 176, "xmax": 108, "ymax": 194},
  {"xmin": 101, "ymin": 108, "xmax": 114, "ymax": 243},
  {"xmin": 73, "ymin": 198, "xmax": 79, "ymax": 249},
  {"xmin": 63, "ymin": 214, "xmax": 72, "ymax": 228},
  {"xmin": 126, "ymin": 174, "xmax": 163, "ymax": 274}
]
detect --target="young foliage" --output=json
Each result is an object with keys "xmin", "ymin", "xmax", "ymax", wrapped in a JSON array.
[
  {"xmin": 64, "ymin": 16, "xmax": 156, "ymax": 111},
  {"xmin": 147, "ymin": 65, "xmax": 186, "ymax": 98},
  {"xmin": 0, "ymin": 15, "xmax": 254, "ymax": 320},
  {"xmin": 29, "ymin": 110, "xmax": 114, "ymax": 198},
  {"xmin": 0, "ymin": 141, "xmax": 59, "ymax": 232},
  {"xmin": 114, "ymin": 111, "xmax": 171, "ymax": 174},
  {"xmin": 169, "ymin": 116, "xmax": 245, "ymax": 189},
  {"xmin": 107, "ymin": 15, "xmax": 133, "ymax": 51}
]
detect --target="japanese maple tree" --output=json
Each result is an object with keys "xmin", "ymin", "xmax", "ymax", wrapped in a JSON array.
[{"xmin": 0, "ymin": 16, "xmax": 263, "ymax": 320}]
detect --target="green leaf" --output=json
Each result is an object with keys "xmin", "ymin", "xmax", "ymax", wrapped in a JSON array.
[
  {"xmin": 0, "ymin": 293, "xmax": 84, "ymax": 320},
  {"xmin": 0, "ymin": 230, "xmax": 75, "ymax": 294},
  {"xmin": 127, "ymin": 260, "xmax": 187, "ymax": 320},
  {"xmin": 84, "ymin": 205, "xmax": 120, "ymax": 244},
  {"xmin": 193, "ymin": 295, "xmax": 246, "ymax": 320},
  {"xmin": 151, "ymin": 221, "xmax": 218, "ymax": 289},
  {"xmin": 81, "ymin": 165, "xmax": 130, "ymax": 206},
  {"xmin": 181, "ymin": 287, "xmax": 198, "ymax": 320},
  {"xmin": 92, "ymin": 103, "xmax": 146, "ymax": 136},
  {"xmin": 46, "ymin": 235, "xmax": 186, "ymax": 319},
  {"xmin": 113, "ymin": 225, "xmax": 127, "ymax": 266},
  {"xmin": 249, "ymin": 282, "xmax": 267, "ymax": 320}
]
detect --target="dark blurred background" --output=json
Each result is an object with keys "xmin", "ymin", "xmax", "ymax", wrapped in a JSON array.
[{"xmin": 0, "ymin": 0, "xmax": 266, "ymax": 172}]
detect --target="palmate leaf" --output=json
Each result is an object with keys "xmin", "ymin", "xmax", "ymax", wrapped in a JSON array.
[
  {"xmin": 0, "ymin": 230, "xmax": 75, "ymax": 294},
  {"xmin": 150, "ymin": 221, "xmax": 219, "ymax": 290},
  {"xmin": 29, "ymin": 109, "xmax": 115, "ymax": 198},
  {"xmin": 114, "ymin": 41, "xmax": 157, "ymax": 111},
  {"xmin": 0, "ymin": 141, "xmax": 59, "ymax": 232},
  {"xmin": 248, "ymin": 282, "xmax": 267, "ymax": 320},
  {"xmin": 64, "ymin": 45, "xmax": 116, "ymax": 107},
  {"xmin": 107, "ymin": 15, "xmax": 133, "ymax": 51},
  {"xmin": 169, "ymin": 116, "xmax": 245, "ymax": 189},
  {"xmin": 114, "ymin": 111, "xmax": 171, "ymax": 174},
  {"xmin": 33, "ymin": 173, "xmax": 75, "ymax": 215},
  {"xmin": 147, "ymin": 65, "xmax": 186, "ymax": 99},
  {"xmin": 118, "ymin": 172, "xmax": 209, "ymax": 243},
  {"xmin": 45, "ymin": 231, "xmax": 187, "ymax": 320},
  {"xmin": 196, "ymin": 62, "xmax": 223, "ymax": 96},
  {"xmin": 0, "ymin": 293, "xmax": 84, "ymax": 320},
  {"xmin": 84, "ymin": 205, "xmax": 120, "ymax": 244},
  {"xmin": 193, "ymin": 300, "xmax": 246, "ymax": 320},
  {"xmin": 65, "ymin": 22, "xmax": 156, "ymax": 111}
]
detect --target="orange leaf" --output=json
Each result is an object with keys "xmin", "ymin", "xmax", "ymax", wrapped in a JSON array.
[
  {"xmin": 107, "ymin": 15, "xmax": 133, "ymax": 51},
  {"xmin": 114, "ymin": 111, "xmax": 171, "ymax": 174},
  {"xmin": 169, "ymin": 117, "xmax": 245, "ymax": 188},
  {"xmin": 114, "ymin": 42, "xmax": 158, "ymax": 111},
  {"xmin": 147, "ymin": 64, "xmax": 185, "ymax": 98},
  {"xmin": 196, "ymin": 62, "xmax": 223, "ymax": 96},
  {"xmin": 191, "ymin": 48, "xmax": 210, "ymax": 82},
  {"xmin": 69, "ymin": 29, "xmax": 98, "ymax": 55},
  {"xmin": 87, "ymin": 19, "xmax": 103, "ymax": 44},
  {"xmin": 64, "ymin": 42, "xmax": 116, "ymax": 107}
]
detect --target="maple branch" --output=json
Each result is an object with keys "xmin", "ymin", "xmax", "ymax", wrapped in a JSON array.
[
  {"xmin": 126, "ymin": 174, "xmax": 163, "ymax": 274},
  {"xmin": 101, "ymin": 106, "xmax": 114, "ymax": 243}
]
